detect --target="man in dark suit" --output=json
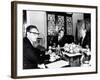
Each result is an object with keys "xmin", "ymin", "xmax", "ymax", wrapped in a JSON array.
[
  {"xmin": 79, "ymin": 25, "xmax": 91, "ymax": 49},
  {"xmin": 58, "ymin": 29, "xmax": 67, "ymax": 47},
  {"xmin": 23, "ymin": 25, "xmax": 47, "ymax": 69},
  {"xmin": 79, "ymin": 27, "xmax": 91, "ymax": 64},
  {"xmin": 58, "ymin": 29, "xmax": 74, "ymax": 47}
]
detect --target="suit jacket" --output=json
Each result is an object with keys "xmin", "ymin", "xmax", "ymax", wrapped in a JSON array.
[
  {"xmin": 23, "ymin": 37, "xmax": 45, "ymax": 69},
  {"xmin": 58, "ymin": 35, "xmax": 74, "ymax": 47},
  {"xmin": 80, "ymin": 31, "xmax": 91, "ymax": 49}
]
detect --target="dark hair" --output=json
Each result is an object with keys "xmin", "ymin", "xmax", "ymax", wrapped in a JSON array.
[{"xmin": 26, "ymin": 25, "xmax": 39, "ymax": 32}]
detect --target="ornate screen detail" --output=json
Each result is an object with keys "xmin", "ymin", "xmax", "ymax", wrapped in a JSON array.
[
  {"xmin": 48, "ymin": 14, "xmax": 56, "ymax": 36},
  {"xmin": 56, "ymin": 15, "xmax": 64, "ymax": 31},
  {"xmin": 66, "ymin": 15, "xmax": 73, "ymax": 35}
]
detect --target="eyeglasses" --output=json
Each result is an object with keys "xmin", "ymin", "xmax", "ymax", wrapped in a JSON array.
[{"xmin": 29, "ymin": 32, "xmax": 40, "ymax": 35}]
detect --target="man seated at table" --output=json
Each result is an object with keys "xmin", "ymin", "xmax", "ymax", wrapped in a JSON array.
[
  {"xmin": 58, "ymin": 29, "xmax": 74, "ymax": 47},
  {"xmin": 23, "ymin": 25, "xmax": 49, "ymax": 69},
  {"xmin": 79, "ymin": 21, "xmax": 91, "ymax": 49},
  {"xmin": 79, "ymin": 21, "xmax": 91, "ymax": 64}
]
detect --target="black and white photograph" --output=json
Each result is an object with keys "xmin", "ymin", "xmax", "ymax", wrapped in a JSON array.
[
  {"xmin": 23, "ymin": 10, "xmax": 91, "ymax": 69},
  {"xmin": 11, "ymin": 1, "xmax": 97, "ymax": 78}
]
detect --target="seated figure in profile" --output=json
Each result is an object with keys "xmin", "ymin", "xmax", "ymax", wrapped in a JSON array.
[
  {"xmin": 79, "ymin": 21, "xmax": 91, "ymax": 65},
  {"xmin": 58, "ymin": 29, "xmax": 74, "ymax": 47},
  {"xmin": 79, "ymin": 20, "xmax": 91, "ymax": 49},
  {"xmin": 58, "ymin": 29, "xmax": 67, "ymax": 47},
  {"xmin": 23, "ymin": 25, "xmax": 49, "ymax": 69}
]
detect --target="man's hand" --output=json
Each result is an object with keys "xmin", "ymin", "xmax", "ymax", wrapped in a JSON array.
[{"xmin": 38, "ymin": 64, "xmax": 46, "ymax": 69}]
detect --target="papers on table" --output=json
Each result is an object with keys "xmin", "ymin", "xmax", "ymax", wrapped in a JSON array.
[{"xmin": 46, "ymin": 60, "xmax": 69, "ymax": 68}]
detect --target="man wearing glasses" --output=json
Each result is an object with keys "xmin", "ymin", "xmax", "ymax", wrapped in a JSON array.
[{"xmin": 23, "ymin": 25, "xmax": 46, "ymax": 69}]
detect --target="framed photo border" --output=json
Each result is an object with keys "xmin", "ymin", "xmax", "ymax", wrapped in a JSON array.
[{"xmin": 11, "ymin": 1, "xmax": 98, "ymax": 79}]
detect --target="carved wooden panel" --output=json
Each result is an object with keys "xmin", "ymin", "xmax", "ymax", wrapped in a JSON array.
[{"xmin": 66, "ymin": 16, "xmax": 73, "ymax": 35}]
